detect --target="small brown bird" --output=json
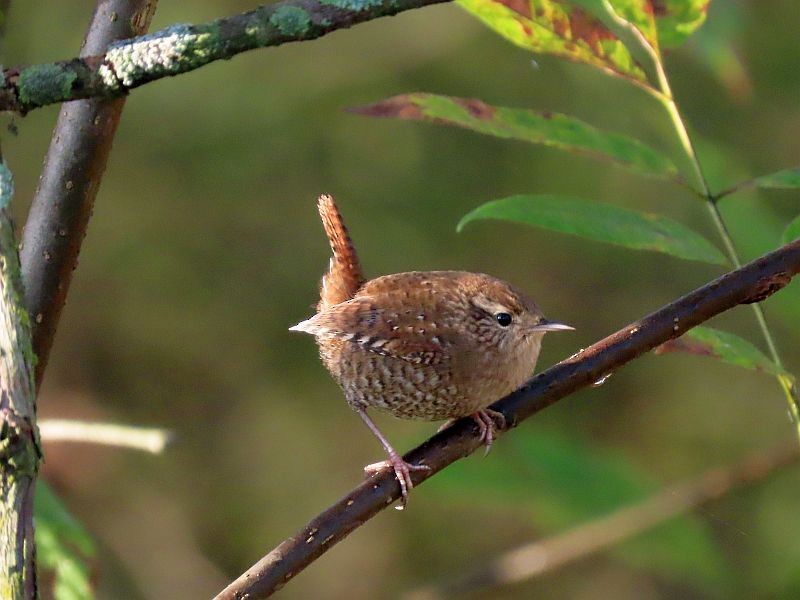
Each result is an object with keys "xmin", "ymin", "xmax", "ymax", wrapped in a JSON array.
[{"xmin": 291, "ymin": 195, "xmax": 573, "ymax": 506}]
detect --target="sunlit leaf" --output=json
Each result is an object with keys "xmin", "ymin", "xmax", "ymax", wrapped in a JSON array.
[
  {"xmin": 610, "ymin": 0, "xmax": 659, "ymax": 47},
  {"xmin": 431, "ymin": 431, "xmax": 729, "ymax": 590},
  {"xmin": 573, "ymin": 0, "xmax": 660, "ymax": 52},
  {"xmin": 580, "ymin": 0, "xmax": 711, "ymax": 54},
  {"xmin": 753, "ymin": 167, "xmax": 800, "ymax": 190},
  {"xmin": 652, "ymin": 0, "xmax": 711, "ymax": 48},
  {"xmin": 36, "ymin": 482, "xmax": 95, "ymax": 600},
  {"xmin": 784, "ymin": 215, "xmax": 800, "ymax": 245},
  {"xmin": 654, "ymin": 326, "xmax": 786, "ymax": 376},
  {"xmin": 455, "ymin": 0, "xmax": 647, "ymax": 82},
  {"xmin": 351, "ymin": 94, "xmax": 678, "ymax": 180},
  {"xmin": 458, "ymin": 194, "xmax": 726, "ymax": 264}
]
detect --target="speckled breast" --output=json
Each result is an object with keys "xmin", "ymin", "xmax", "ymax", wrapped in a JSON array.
[{"xmin": 318, "ymin": 338, "xmax": 489, "ymax": 421}]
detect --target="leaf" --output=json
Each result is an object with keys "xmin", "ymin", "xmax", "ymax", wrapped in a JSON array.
[
  {"xmin": 458, "ymin": 194, "xmax": 727, "ymax": 264},
  {"xmin": 654, "ymin": 325, "xmax": 786, "ymax": 376},
  {"xmin": 351, "ymin": 94, "xmax": 679, "ymax": 180},
  {"xmin": 431, "ymin": 431, "xmax": 729, "ymax": 591},
  {"xmin": 610, "ymin": 0, "xmax": 659, "ymax": 46},
  {"xmin": 652, "ymin": 0, "xmax": 711, "ymax": 49},
  {"xmin": 784, "ymin": 214, "xmax": 800, "ymax": 245},
  {"xmin": 753, "ymin": 167, "xmax": 800, "ymax": 190},
  {"xmin": 573, "ymin": 0, "xmax": 660, "ymax": 52},
  {"xmin": 35, "ymin": 482, "xmax": 95, "ymax": 600},
  {"xmin": 455, "ymin": 0, "xmax": 647, "ymax": 82},
  {"xmin": 577, "ymin": 1, "xmax": 711, "ymax": 56}
]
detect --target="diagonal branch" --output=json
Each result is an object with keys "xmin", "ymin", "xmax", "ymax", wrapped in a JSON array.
[
  {"xmin": 20, "ymin": 0, "xmax": 157, "ymax": 387},
  {"xmin": 216, "ymin": 239, "xmax": 800, "ymax": 599},
  {"xmin": 0, "ymin": 0, "xmax": 451, "ymax": 114},
  {"xmin": 405, "ymin": 439, "xmax": 800, "ymax": 599}
]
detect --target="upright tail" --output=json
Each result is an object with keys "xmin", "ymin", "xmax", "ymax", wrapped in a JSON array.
[{"xmin": 317, "ymin": 194, "xmax": 364, "ymax": 310}]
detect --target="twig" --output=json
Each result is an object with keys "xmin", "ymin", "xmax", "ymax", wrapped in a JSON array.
[
  {"xmin": 216, "ymin": 240, "xmax": 800, "ymax": 599},
  {"xmin": 38, "ymin": 420, "xmax": 172, "ymax": 454},
  {"xmin": 0, "ymin": 162, "xmax": 41, "ymax": 598},
  {"xmin": 404, "ymin": 439, "xmax": 800, "ymax": 599},
  {"xmin": 648, "ymin": 30, "xmax": 800, "ymax": 436},
  {"xmin": 0, "ymin": 0, "xmax": 451, "ymax": 114},
  {"xmin": 20, "ymin": 0, "xmax": 158, "ymax": 387}
]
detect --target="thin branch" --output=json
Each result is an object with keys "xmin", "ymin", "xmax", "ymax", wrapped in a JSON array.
[
  {"xmin": 38, "ymin": 420, "xmax": 172, "ymax": 454},
  {"xmin": 216, "ymin": 239, "xmax": 800, "ymax": 599},
  {"xmin": 714, "ymin": 178, "xmax": 756, "ymax": 202},
  {"xmin": 20, "ymin": 0, "xmax": 158, "ymax": 388},
  {"xmin": 0, "ymin": 162, "xmax": 41, "ymax": 598},
  {"xmin": 405, "ymin": 439, "xmax": 800, "ymax": 599},
  {"xmin": 0, "ymin": 0, "xmax": 451, "ymax": 114}
]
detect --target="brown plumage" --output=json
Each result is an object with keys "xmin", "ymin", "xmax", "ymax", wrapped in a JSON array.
[
  {"xmin": 317, "ymin": 194, "xmax": 363, "ymax": 311},
  {"xmin": 291, "ymin": 195, "xmax": 573, "ymax": 506}
]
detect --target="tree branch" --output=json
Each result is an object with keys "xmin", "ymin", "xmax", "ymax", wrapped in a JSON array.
[
  {"xmin": 405, "ymin": 439, "xmax": 800, "ymax": 599},
  {"xmin": 216, "ymin": 239, "xmax": 800, "ymax": 599},
  {"xmin": 0, "ymin": 163, "xmax": 41, "ymax": 598},
  {"xmin": 0, "ymin": 0, "xmax": 451, "ymax": 114},
  {"xmin": 20, "ymin": 0, "xmax": 158, "ymax": 387}
]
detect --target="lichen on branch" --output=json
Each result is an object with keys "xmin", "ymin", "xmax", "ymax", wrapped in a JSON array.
[
  {"xmin": 0, "ymin": 163, "xmax": 41, "ymax": 599},
  {"xmin": 0, "ymin": 0, "xmax": 450, "ymax": 113}
]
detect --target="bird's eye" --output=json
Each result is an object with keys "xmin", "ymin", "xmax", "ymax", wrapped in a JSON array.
[{"xmin": 495, "ymin": 312, "xmax": 512, "ymax": 327}]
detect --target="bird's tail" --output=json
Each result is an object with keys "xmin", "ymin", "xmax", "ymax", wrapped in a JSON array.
[{"xmin": 317, "ymin": 194, "xmax": 364, "ymax": 310}]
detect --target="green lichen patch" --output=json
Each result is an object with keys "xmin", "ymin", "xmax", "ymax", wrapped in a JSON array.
[
  {"xmin": 269, "ymin": 6, "xmax": 312, "ymax": 37},
  {"xmin": 17, "ymin": 64, "xmax": 77, "ymax": 107},
  {"xmin": 0, "ymin": 163, "xmax": 13, "ymax": 210},
  {"xmin": 318, "ymin": 0, "xmax": 386, "ymax": 11}
]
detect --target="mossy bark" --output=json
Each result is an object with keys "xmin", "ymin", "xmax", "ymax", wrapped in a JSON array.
[
  {"xmin": 0, "ymin": 0, "xmax": 450, "ymax": 113},
  {"xmin": 0, "ymin": 164, "xmax": 41, "ymax": 599}
]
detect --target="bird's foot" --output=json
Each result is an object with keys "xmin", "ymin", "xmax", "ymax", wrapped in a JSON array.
[
  {"xmin": 472, "ymin": 409, "xmax": 506, "ymax": 456},
  {"xmin": 364, "ymin": 453, "xmax": 430, "ymax": 510}
]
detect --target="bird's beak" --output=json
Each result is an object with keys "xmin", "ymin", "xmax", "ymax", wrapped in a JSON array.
[{"xmin": 530, "ymin": 319, "xmax": 575, "ymax": 333}]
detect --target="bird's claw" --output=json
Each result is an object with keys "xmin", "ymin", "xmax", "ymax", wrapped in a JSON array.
[
  {"xmin": 472, "ymin": 409, "xmax": 506, "ymax": 456},
  {"xmin": 364, "ymin": 454, "xmax": 430, "ymax": 509}
]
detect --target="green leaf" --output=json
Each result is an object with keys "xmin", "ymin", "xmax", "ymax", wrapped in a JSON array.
[
  {"xmin": 351, "ymin": 94, "xmax": 679, "ymax": 180},
  {"xmin": 610, "ymin": 0, "xmax": 659, "ymax": 46},
  {"xmin": 654, "ymin": 325, "xmax": 786, "ymax": 376},
  {"xmin": 784, "ymin": 214, "xmax": 800, "ymax": 245},
  {"xmin": 579, "ymin": 0, "xmax": 710, "ymax": 55},
  {"xmin": 455, "ymin": 0, "xmax": 647, "ymax": 82},
  {"xmin": 431, "ymin": 431, "xmax": 729, "ymax": 591},
  {"xmin": 458, "ymin": 194, "xmax": 726, "ymax": 264},
  {"xmin": 652, "ymin": 0, "xmax": 711, "ymax": 48},
  {"xmin": 753, "ymin": 167, "xmax": 800, "ymax": 190},
  {"xmin": 573, "ymin": 0, "xmax": 660, "ymax": 52},
  {"xmin": 35, "ymin": 482, "xmax": 95, "ymax": 600}
]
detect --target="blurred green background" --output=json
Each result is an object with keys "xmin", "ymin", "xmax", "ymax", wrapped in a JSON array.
[{"xmin": 4, "ymin": 1, "xmax": 800, "ymax": 598}]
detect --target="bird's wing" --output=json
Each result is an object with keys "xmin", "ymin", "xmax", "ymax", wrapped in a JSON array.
[{"xmin": 290, "ymin": 296, "xmax": 452, "ymax": 366}]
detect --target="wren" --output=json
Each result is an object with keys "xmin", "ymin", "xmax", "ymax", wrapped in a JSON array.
[{"xmin": 290, "ymin": 195, "xmax": 573, "ymax": 506}]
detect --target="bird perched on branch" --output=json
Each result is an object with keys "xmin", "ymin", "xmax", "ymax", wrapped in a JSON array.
[{"xmin": 290, "ymin": 195, "xmax": 573, "ymax": 507}]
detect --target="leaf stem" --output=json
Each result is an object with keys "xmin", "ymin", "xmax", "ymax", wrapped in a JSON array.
[{"xmin": 657, "ymin": 69, "xmax": 800, "ymax": 432}]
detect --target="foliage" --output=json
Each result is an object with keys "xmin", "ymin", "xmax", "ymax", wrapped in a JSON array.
[
  {"xmin": 35, "ymin": 482, "xmax": 95, "ymax": 600},
  {"xmin": 457, "ymin": 194, "xmax": 726, "ymax": 264},
  {"xmin": 655, "ymin": 326, "xmax": 786, "ymax": 377},
  {"xmin": 355, "ymin": 0, "xmax": 799, "ymax": 440},
  {"xmin": 353, "ymin": 0, "xmax": 800, "ymax": 593}
]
